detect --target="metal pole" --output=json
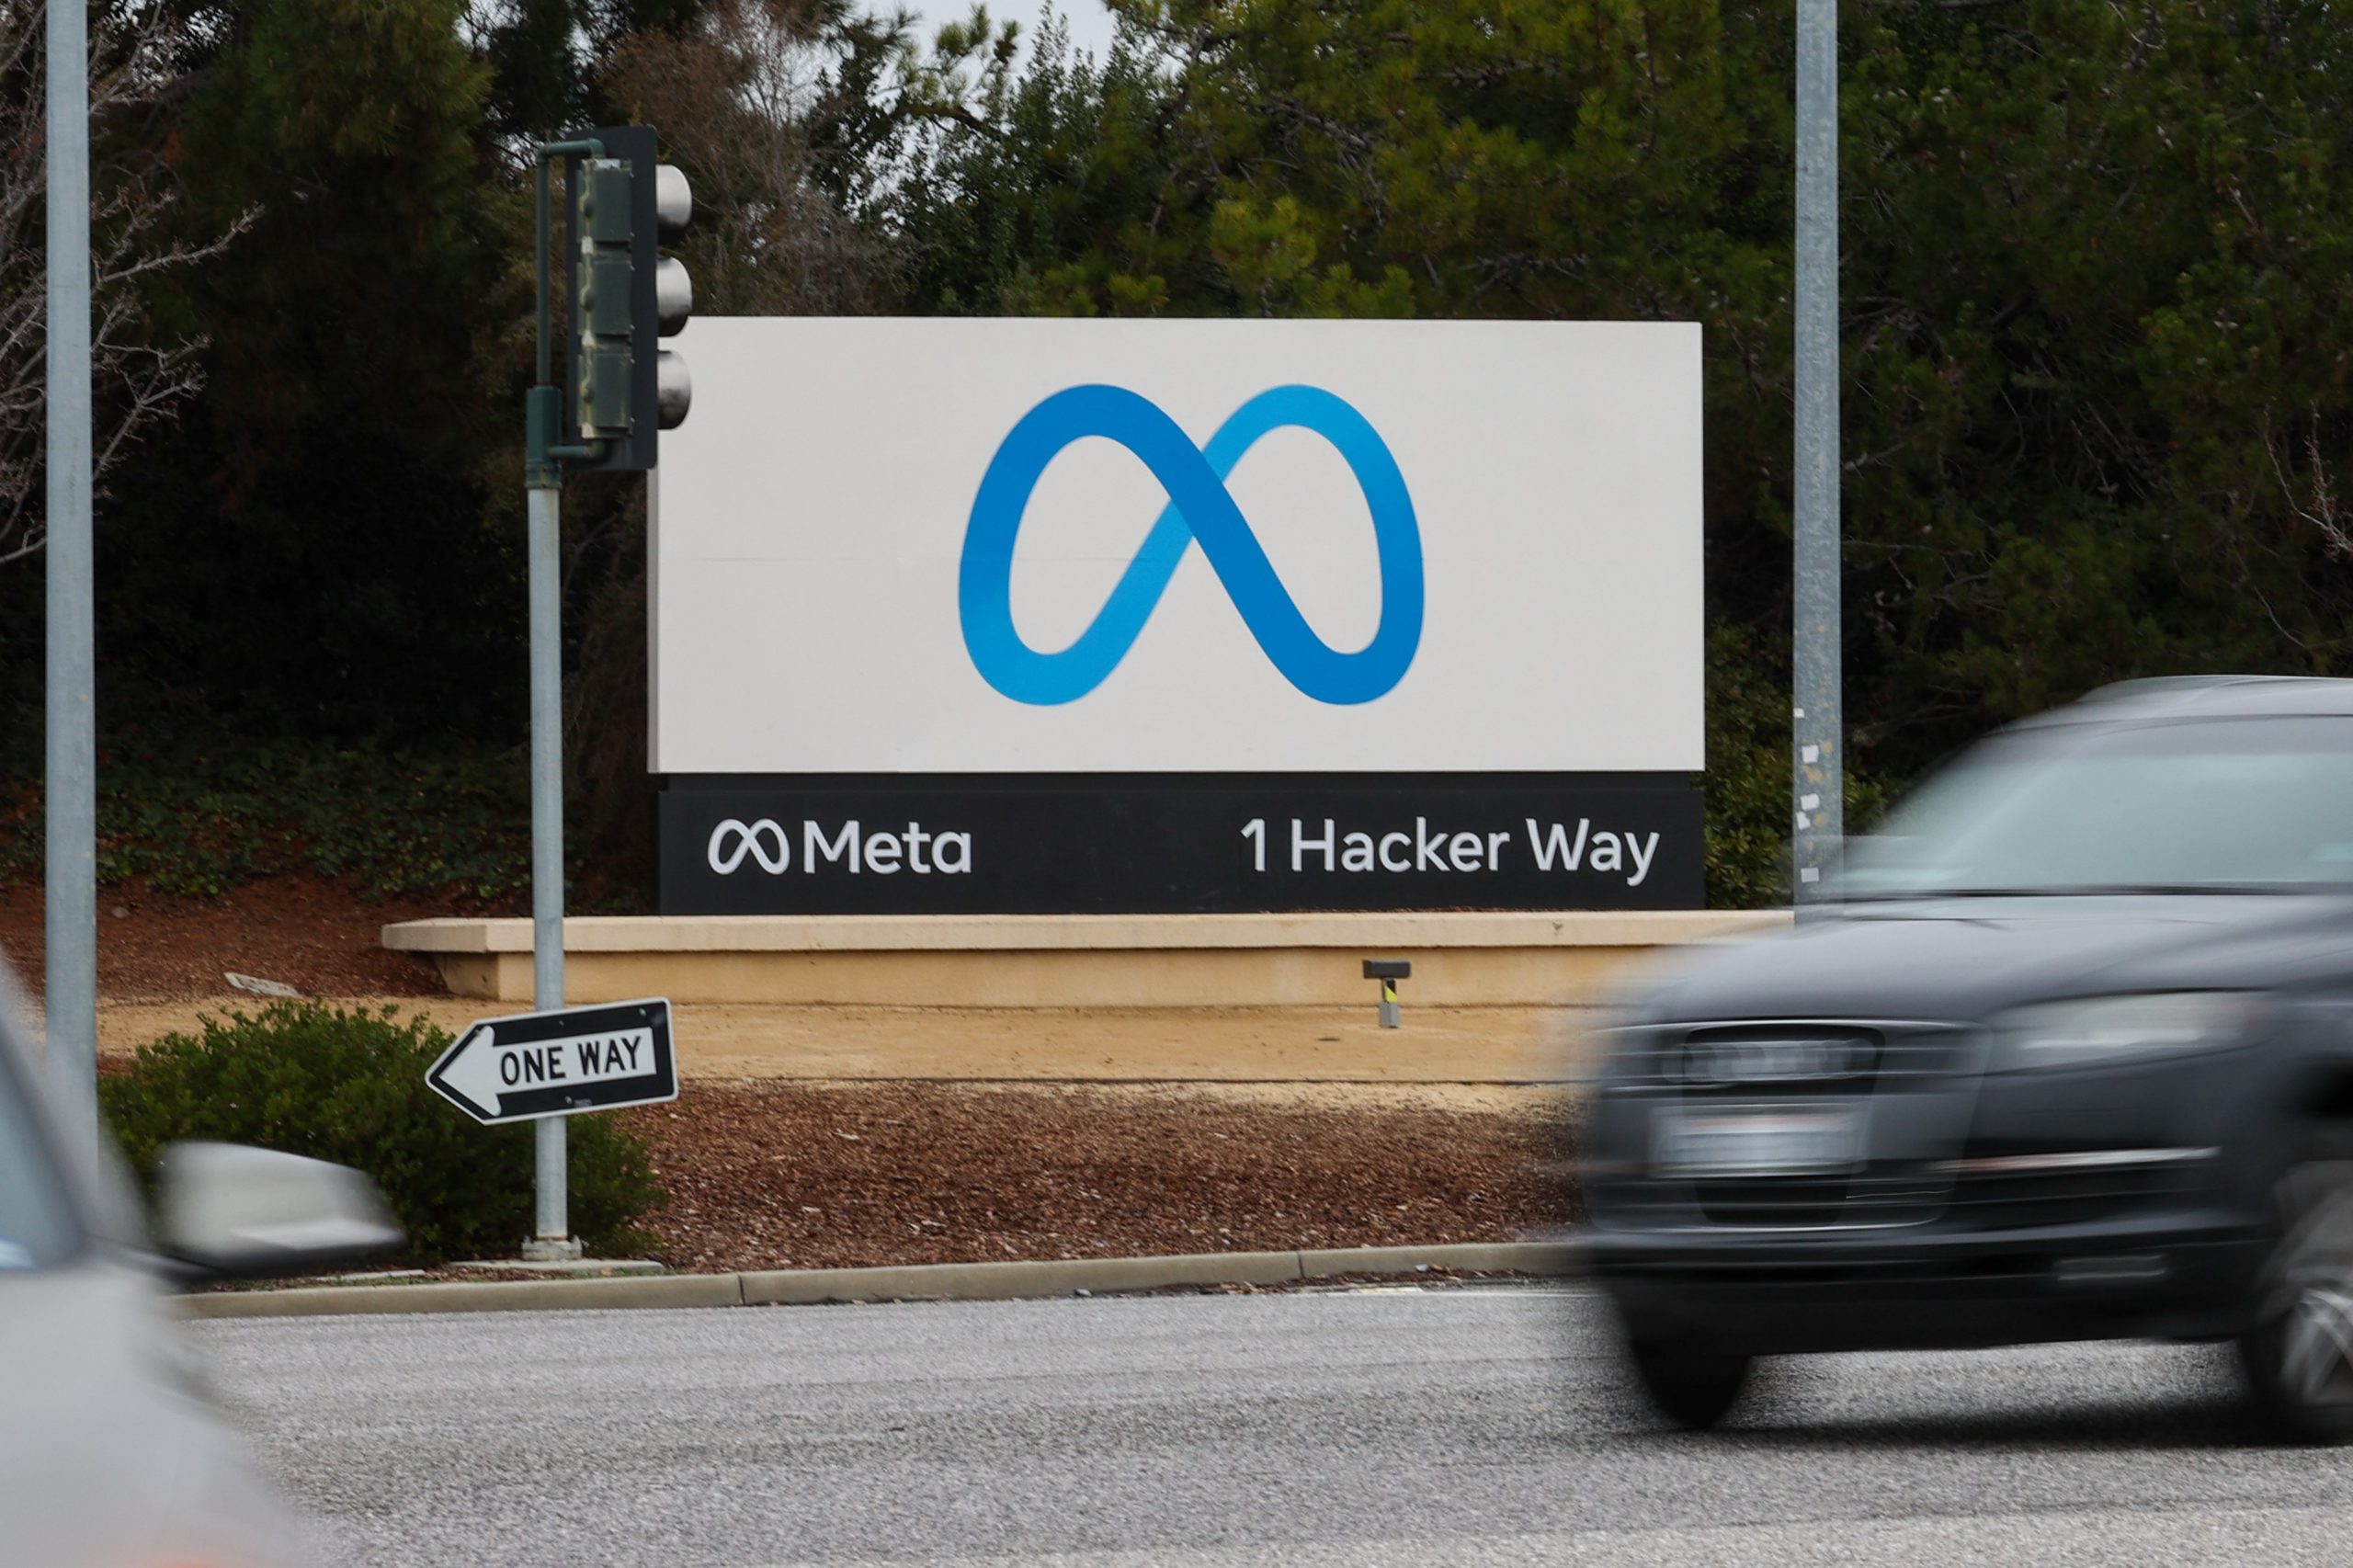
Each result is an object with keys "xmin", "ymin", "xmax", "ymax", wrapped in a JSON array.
[
  {"xmin": 1792, "ymin": 0, "xmax": 1843, "ymax": 908},
  {"xmin": 525, "ymin": 482, "xmax": 576, "ymax": 1259},
  {"xmin": 45, "ymin": 0, "xmax": 97, "ymax": 1116},
  {"xmin": 519, "ymin": 142, "xmax": 598, "ymax": 1263}
]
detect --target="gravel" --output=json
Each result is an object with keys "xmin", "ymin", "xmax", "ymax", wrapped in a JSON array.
[{"xmin": 623, "ymin": 1080, "xmax": 1577, "ymax": 1272}]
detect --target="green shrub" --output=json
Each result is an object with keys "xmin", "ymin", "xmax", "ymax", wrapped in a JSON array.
[{"xmin": 100, "ymin": 1002, "xmax": 661, "ymax": 1266}]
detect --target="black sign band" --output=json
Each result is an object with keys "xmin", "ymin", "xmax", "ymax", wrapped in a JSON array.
[{"xmin": 660, "ymin": 774, "xmax": 1702, "ymax": 915}]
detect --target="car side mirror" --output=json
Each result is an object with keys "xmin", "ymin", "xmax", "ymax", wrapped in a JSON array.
[{"xmin": 154, "ymin": 1142, "xmax": 404, "ymax": 1277}]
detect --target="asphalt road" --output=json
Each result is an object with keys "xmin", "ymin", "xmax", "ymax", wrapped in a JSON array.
[{"xmin": 193, "ymin": 1286, "xmax": 2353, "ymax": 1566}]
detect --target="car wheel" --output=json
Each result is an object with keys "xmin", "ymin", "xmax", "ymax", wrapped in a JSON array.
[
  {"xmin": 2240, "ymin": 1160, "xmax": 2353, "ymax": 1443},
  {"xmin": 1624, "ymin": 1335, "xmax": 1751, "ymax": 1429}
]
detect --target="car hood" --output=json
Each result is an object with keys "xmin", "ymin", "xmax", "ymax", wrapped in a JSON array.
[
  {"xmin": 1646, "ymin": 893, "xmax": 2353, "ymax": 1025},
  {"xmin": 0, "ymin": 1259, "xmax": 301, "ymax": 1568}
]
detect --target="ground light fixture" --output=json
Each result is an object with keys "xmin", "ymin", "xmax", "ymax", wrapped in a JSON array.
[{"xmin": 1363, "ymin": 960, "xmax": 1411, "ymax": 1028}]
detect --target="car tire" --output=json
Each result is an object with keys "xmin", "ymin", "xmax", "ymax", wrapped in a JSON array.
[
  {"xmin": 2239, "ymin": 1159, "xmax": 2353, "ymax": 1444},
  {"xmin": 1624, "ymin": 1335, "xmax": 1751, "ymax": 1430}
]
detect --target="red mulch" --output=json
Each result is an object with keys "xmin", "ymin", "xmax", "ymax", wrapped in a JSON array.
[
  {"xmin": 619, "ymin": 1080, "xmax": 1578, "ymax": 1272},
  {"xmin": 0, "ymin": 872, "xmax": 448, "ymax": 1001}
]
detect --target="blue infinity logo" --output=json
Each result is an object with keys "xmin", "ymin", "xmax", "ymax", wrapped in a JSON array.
[{"xmin": 960, "ymin": 383, "xmax": 1424, "ymax": 705}]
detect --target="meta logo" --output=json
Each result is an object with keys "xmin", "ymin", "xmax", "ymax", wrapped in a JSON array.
[
  {"xmin": 707, "ymin": 818, "xmax": 973, "ymax": 877},
  {"xmin": 959, "ymin": 384, "xmax": 1425, "ymax": 705}
]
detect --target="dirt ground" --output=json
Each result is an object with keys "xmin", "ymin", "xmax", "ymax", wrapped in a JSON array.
[
  {"xmin": 0, "ymin": 873, "xmax": 448, "ymax": 1004},
  {"xmin": 87, "ymin": 994, "xmax": 1598, "ymax": 1085},
  {"xmin": 664, "ymin": 1001, "xmax": 1591, "ymax": 1084},
  {"xmin": 619, "ymin": 1078, "xmax": 1577, "ymax": 1272}
]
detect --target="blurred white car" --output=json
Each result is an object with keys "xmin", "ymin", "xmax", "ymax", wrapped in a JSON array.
[{"xmin": 1, "ymin": 999, "xmax": 401, "ymax": 1567}]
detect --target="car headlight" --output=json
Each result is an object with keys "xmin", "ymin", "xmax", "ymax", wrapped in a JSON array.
[{"xmin": 1991, "ymin": 991, "xmax": 2267, "ymax": 1071}]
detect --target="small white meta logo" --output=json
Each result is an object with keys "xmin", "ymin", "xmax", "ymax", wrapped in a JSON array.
[
  {"xmin": 706, "ymin": 818, "xmax": 973, "ymax": 877},
  {"xmin": 707, "ymin": 818, "xmax": 790, "ymax": 874}
]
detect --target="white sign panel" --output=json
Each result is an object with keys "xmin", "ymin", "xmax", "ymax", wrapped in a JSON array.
[
  {"xmin": 425, "ymin": 999, "xmax": 677, "ymax": 1124},
  {"xmin": 652, "ymin": 318, "xmax": 1701, "ymax": 774}
]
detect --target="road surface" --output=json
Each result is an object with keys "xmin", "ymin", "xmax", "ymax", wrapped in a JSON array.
[{"xmin": 193, "ymin": 1285, "xmax": 2353, "ymax": 1565}]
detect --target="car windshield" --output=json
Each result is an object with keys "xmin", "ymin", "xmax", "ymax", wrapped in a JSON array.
[
  {"xmin": 1840, "ymin": 715, "xmax": 2353, "ymax": 899},
  {"xmin": 0, "ymin": 1047, "xmax": 83, "ymax": 1272}
]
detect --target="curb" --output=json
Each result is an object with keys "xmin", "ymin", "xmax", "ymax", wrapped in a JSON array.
[{"xmin": 176, "ymin": 1240, "xmax": 1586, "ymax": 1320}]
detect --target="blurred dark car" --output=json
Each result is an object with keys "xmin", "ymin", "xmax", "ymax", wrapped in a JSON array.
[
  {"xmin": 0, "ymin": 984, "xmax": 402, "ymax": 1565},
  {"xmin": 1584, "ymin": 676, "xmax": 2353, "ymax": 1441}
]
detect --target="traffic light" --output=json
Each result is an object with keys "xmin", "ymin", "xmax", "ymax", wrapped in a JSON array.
[{"xmin": 565, "ymin": 125, "xmax": 693, "ymax": 472}]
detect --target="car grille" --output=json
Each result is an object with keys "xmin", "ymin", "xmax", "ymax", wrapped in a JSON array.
[
  {"xmin": 1943, "ymin": 1160, "xmax": 2200, "ymax": 1230},
  {"xmin": 1692, "ymin": 1170, "xmax": 1949, "ymax": 1228},
  {"xmin": 1615, "ymin": 1019, "xmax": 1984, "ymax": 1229},
  {"xmin": 1593, "ymin": 1156, "xmax": 2200, "ymax": 1233},
  {"xmin": 1633, "ymin": 1022, "xmax": 1973, "ymax": 1092},
  {"xmin": 1590, "ymin": 1168, "xmax": 1954, "ymax": 1229}
]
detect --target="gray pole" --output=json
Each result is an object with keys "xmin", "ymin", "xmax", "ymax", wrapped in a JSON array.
[
  {"xmin": 524, "ymin": 482, "xmax": 577, "ymax": 1260},
  {"xmin": 1791, "ymin": 0, "xmax": 1843, "ymax": 906},
  {"xmin": 45, "ymin": 0, "xmax": 97, "ymax": 1112},
  {"xmin": 518, "ymin": 145, "xmax": 600, "ymax": 1264}
]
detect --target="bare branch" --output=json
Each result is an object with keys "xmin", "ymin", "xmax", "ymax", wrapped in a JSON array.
[
  {"xmin": 0, "ymin": 0, "xmax": 244, "ymax": 563},
  {"xmin": 2266, "ymin": 403, "xmax": 2350, "ymax": 561},
  {"xmin": 600, "ymin": 0, "xmax": 903, "ymax": 317}
]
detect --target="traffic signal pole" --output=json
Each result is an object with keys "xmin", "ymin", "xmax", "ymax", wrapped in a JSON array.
[
  {"xmin": 523, "ymin": 139, "xmax": 603, "ymax": 1261},
  {"xmin": 518, "ymin": 132, "xmax": 692, "ymax": 1259},
  {"xmin": 524, "ymin": 484, "xmax": 572, "ymax": 1256}
]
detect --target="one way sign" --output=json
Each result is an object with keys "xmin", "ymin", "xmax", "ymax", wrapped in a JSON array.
[{"xmin": 426, "ymin": 998, "xmax": 678, "ymax": 1124}]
